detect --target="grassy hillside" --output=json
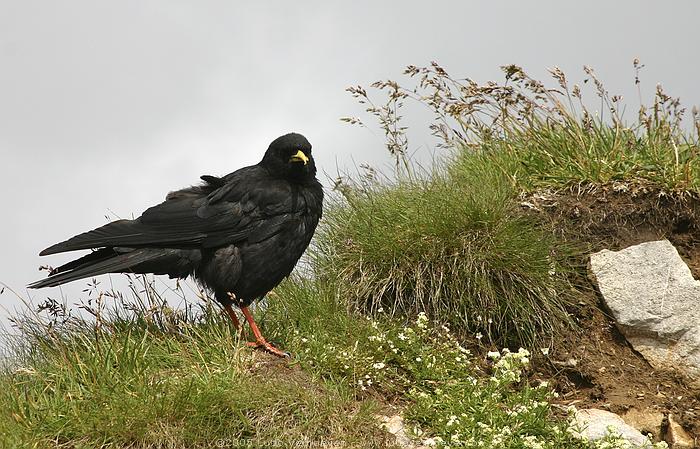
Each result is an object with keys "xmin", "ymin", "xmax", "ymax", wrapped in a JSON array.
[{"xmin": 3, "ymin": 63, "xmax": 696, "ymax": 448}]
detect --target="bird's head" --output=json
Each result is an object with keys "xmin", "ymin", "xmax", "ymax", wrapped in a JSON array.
[{"xmin": 260, "ymin": 133, "xmax": 317, "ymax": 182}]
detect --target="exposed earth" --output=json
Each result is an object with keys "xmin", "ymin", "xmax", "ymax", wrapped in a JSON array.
[{"xmin": 523, "ymin": 183, "xmax": 700, "ymax": 442}]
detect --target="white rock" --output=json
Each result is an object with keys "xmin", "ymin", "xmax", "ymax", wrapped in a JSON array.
[
  {"xmin": 377, "ymin": 414, "xmax": 426, "ymax": 449},
  {"xmin": 590, "ymin": 240, "xmax": 700, "ymax": 385},
  {"xmin": 573, "ymin": 408, "xmax": 655, "ymax": 448}
]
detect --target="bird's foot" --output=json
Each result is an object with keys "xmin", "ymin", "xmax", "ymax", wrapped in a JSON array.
[{"xmin": 246, "ymin": 340, "xmax": 291, "ymax": 358}]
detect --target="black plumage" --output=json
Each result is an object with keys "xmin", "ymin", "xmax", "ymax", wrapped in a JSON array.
[{"xmin": 29, "ymin": 133, "xmax": 323, "ymax": 356}]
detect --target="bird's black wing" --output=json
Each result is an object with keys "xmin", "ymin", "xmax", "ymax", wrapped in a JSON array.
[{"xmin": 39, "ymin": 166, "xmax": 304, "ymax": 256}]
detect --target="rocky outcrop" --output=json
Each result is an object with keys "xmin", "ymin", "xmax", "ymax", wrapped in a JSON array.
[{"xmin": 589, "ymin": 239, "xmax": 700, "ymax": 387}]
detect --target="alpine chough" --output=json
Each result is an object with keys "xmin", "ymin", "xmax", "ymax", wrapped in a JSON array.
[{"xmin": 29, "ymin": 132, "xmax": 323, "ymax": 357}]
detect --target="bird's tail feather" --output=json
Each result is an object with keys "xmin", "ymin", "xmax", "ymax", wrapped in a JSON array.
[
  {"xmin": 28, "ymin": 248, "xmax": 167, "ymax": 289},
  {"xmin": 39, "ymin": 220, "xmax": 141, "ymax": 256}
]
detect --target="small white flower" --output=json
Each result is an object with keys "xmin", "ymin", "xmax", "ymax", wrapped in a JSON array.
[
  {"xmin": 415, "ymin": 357, "xmax": 422, "ymax": 362},
  {"xmin": 487, "ymin": 351, "xmax": 501, "ymax": 359},
  {"xmin": 372, "ymin": 362, "xmax": 386, "ymax": 370},
  {"xmin": 423, "ymin": 436, "xmax": 443, "ymax": 446},
  {"xmin": 475, "ymin": 332, "xmax": 483, "ymax": 340},
  {"xmin": 417, "ymin": 316, "xmax": 428, "ymax": 329},
  {"xmin": 377, "ymin": 307, "xmax": 384, "ymax": 313},
  {"xmin": 540, "ymin": 347, "xmax": 550, "ymax": 356}
]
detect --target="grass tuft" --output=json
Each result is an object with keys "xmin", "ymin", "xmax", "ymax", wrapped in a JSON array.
[{"xmin": 315, "ymin": 156, "xmax": 574, "ymax": 348}]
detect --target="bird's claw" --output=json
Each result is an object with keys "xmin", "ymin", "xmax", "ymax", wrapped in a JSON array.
[{"xmin": 246, "ymin": 340, "xmax": 291, "ymax": 358}]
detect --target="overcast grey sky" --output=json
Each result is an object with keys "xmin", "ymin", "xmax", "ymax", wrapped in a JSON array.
[{"xmin": 1, "ymin": 1, "xmax": 699, "ymax": 330}]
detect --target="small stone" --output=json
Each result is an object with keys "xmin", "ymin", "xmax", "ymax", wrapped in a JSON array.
[
  {"xmin": 621, "ymin": 408, "xmax": 664, "ymax": 442},
  {"xmin": 377, "ymin": 414, "xmax": 424, "ymax": 449},
  {"xmin": 553, "ymin": 358, "xmax": 578, "ymax": 368},
  {"xmin": 385, "ymin": 415, "xmax": 404, "ymax": 435},
  {"xmin": 667, "ymin": 414, "xmax": 694, "ymax": 449}
]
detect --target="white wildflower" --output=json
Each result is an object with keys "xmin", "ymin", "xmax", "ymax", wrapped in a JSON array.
[
  {"xmin": 521, "ymin": 435, "xmax": 545, "ymax": 449},
  {"xmin": 416, "ymin": 312, "xmax": 428, "ymax": 329},
  {"xmin": 487, "ymin": 351, "xmax": 501, "ymax": 359}
]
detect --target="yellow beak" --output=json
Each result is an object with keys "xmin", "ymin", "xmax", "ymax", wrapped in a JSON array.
[{"xmin": 289, "ymin": 150, "xmax": 309, "ymax": 165}]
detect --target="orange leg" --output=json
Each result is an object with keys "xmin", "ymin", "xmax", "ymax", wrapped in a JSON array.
[
  {"xmin": 241, "ymin": 306, "xmax": 289, "ymax": 358},
  {"xmin": 223, "ymin": 304, "xmax": 242, "ymax": 330}
]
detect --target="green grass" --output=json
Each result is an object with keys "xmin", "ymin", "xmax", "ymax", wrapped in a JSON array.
[
  {"xmin": 471, "ymin": 113, "xmax": 700, "ymax": 191},
  {"xmin": 264, "ymin": 280, "xmax": 665, "ymax": 449},
  {"xmin": 347, "ymin": 62, "xmax": 700, "ymax": 192},
  {"xmin": 326, "ymin": 61, "xmax": 700, "ymax": 350},
  {"xmin": 0, "ymin": 288, "xmax": 389, "ymax": 448},
  {"xmin": 315, "ymin": 157, "xmax": 575, "ymax": 348},
  {"xmin": 1, "ymin": 278, "xmax": 666, "ymax": 449}
]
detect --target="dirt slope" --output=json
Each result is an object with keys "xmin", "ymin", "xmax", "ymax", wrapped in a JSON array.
[{"xmin": 524, "ymin": 184, "xmax": 700, "ymax": 440}]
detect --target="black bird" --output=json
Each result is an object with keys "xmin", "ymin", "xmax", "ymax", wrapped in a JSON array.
[{"xmin": 29, "ymin": 133, "xmax": 323, "ymax": 357}]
